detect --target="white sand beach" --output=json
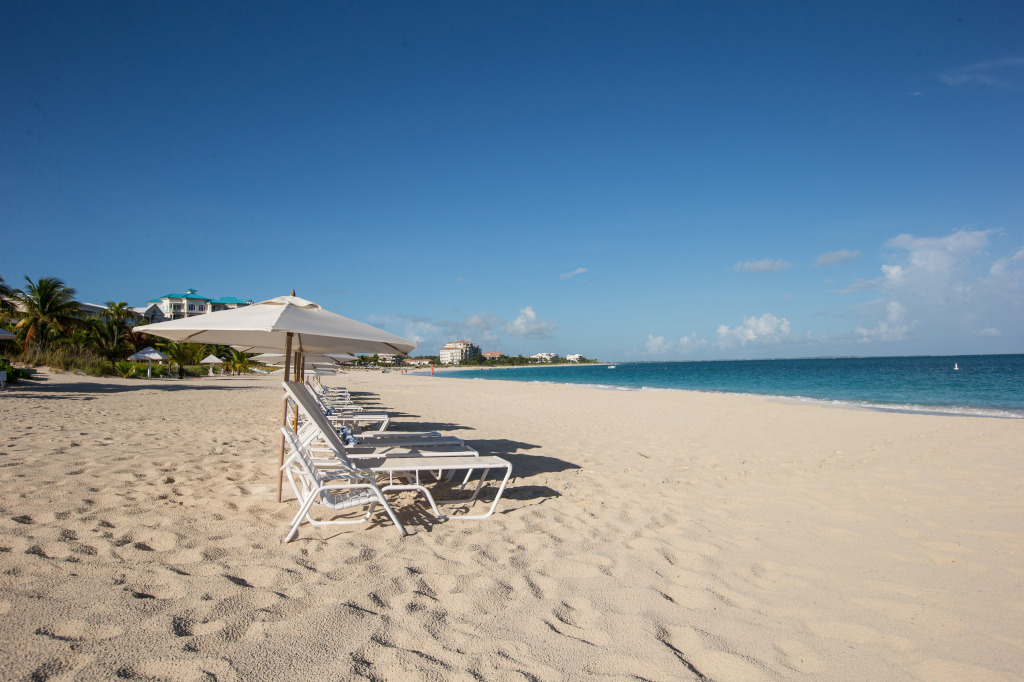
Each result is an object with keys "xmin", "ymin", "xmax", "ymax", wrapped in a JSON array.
[{"xmin": 1, "ymin": 369, "xmax": 1022, "ymax": 681}]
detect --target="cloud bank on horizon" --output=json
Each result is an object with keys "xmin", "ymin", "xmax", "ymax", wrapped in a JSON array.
[
  {"xmin": 637, "ymin": 228, "xmax": 1023, "ymax": 360},
  {"xmin": 363, "ymin": 227, "xmax": 1020, "ymax": 361}
]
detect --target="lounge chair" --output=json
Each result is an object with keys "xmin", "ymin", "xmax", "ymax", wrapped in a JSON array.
[
  {"xmin": 289, "ymin": 386, "xmax": 476, "ymax": 457},
  {"xmin": 294, "ymin": 418, "xmax": 471, "ymax": 456},
  {"xmin": 302, "ymin": 388, "xmax": 392, "ymax": 431},
  {"xmin": 282, "ymin": 381, "xmax": 512, "ymax": 524},
  {"xmin": 280, "ymin": 426, "xmax": 406, "ymax": 541}
]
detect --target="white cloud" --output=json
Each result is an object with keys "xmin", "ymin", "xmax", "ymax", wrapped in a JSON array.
[
  {"xmin": 677, "ymin": 333, "xmax": 701, "ymax": 352},
  {"xmin": 886, "ymin": 229, "xmax": 991, "ymax": 274},
  {"xmin": 503, "ymin": 306, "xmax": 556, "ymax": 339},
  {"xmin": 989, "ymin": 247, "xmax": 1024, "ymax": 278},
  {"xmin": 560, "ymin": 267, "xmax": 589, "ymax": 280},
  {"xmin": 644, "ymin": 334, "xmax": 672, "ymax": 355},
  {"xmin": 940, "ymin": 57, "xmax": 1024, "ymax": 89},
  {"xmin": 885, "ymin": 300, "xmax": 906, "ymax": 323},
  {"xmin": 853, "ymin": 320, "xmax": 911, "ymax": 343},
  {"xmin": 841, "ymin": 229, "xmax": 993, "ymax": 298},
  {"xmin": 643, "ymin": 332, "xmax": 703, "ymax": 356},
  {"xmin": 369, "ymin": 311, "xmax": 505, "ymax": 352},
  {"xmin": 835, "ymin": 228, "xmax": 1024, "ymax": 349},
  {"xmin": 880, "ymin": 264, "xmax": 904, "ymax": 283},
  {"xmin": 716, "ymin": 313, "xmax": 792, "ymax": 347},
  {"xmin": 733, "ymin": 258, "xmax": 792, "ymax": 273},
  {"xmin": 814, "ymin": 249, "xmax": 861, "ymax": 267}
]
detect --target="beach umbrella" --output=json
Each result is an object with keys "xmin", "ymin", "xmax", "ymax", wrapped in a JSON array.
[
  {"xmin": 128, "ymin": 346, "xmax": 170, "ymax": 379},
  {"xmin": 200, "ymin": 354, "xmax": 223, "ymax": 376},
  {"xmin": 0, "ymin": 329, "xmax": 15, "ymax": 342},
  {"xmin": 136, "ymin": 295, "xmax": 415, "ymax": 356},
  {"xmin": 136, "ymin": 294, "xmax": 417, "ymax": 501},
  {"xmin": 251, "ymin": 352, "xmax": 355, "ymax": 367}
]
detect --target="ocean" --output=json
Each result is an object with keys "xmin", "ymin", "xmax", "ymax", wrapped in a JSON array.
[{"xmin": 432, "ymin": 354, "xmax": 1024, "ymax": 418}]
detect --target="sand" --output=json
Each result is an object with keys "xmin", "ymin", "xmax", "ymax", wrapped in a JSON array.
[{"xmin": 1, "ymin": 368, "xmax": 1022, "ymax": 681}]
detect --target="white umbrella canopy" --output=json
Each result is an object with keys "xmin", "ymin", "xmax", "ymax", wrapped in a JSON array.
[
  {"xmin": 200, "ymin": 354, "xmax": 223, "ymax": 376},
  {"xmin": 128, "ymin": 346, "xmax": 169, "ymax": 361},
  {"xmin": 127, "ymin": 346, "xmax": 170, "ymax": 379},
  {"xmin": 136, "ymin": 295, "xmax": 416, "ymax": 356},
  {"xmin": 251, "ymin": 352, "xmax": 355, "ymax": 367}
]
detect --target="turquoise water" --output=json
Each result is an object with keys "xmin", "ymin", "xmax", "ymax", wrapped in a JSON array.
[{"xmin": 433, "ymin": 355, "xmax": 1024, "ymax": 418}]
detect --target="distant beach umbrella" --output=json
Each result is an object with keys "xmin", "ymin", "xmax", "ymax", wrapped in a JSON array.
[
  {"xmin": 128, "ymin": 346, "xmax": 170, "ymax": 379},
  {"xmin": 199, "ymin": 354, "xmax": 223, "ymax": 376},
  {"xmin": 251, "ymin": 352, "xmax": 356, "ymax": 367},
  {"xmin": 136, "ymin": 294, "xmax": 417, "ymax": 501}
]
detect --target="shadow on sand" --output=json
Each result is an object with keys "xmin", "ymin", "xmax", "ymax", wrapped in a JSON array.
[{"xmin": 4, "ymin": 375, "xmax": 265, "ymax": 399}]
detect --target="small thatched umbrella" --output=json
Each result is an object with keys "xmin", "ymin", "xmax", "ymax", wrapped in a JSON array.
[
  {"xmin": 127, "ymin": 346, "xmax": 170, "ymax": 379},
  {"xmin": 199, "ymin": 354, "xmax": 223, "ymax": 376}
]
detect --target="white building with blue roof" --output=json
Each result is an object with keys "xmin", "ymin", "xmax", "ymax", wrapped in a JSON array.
[{"xmin": 136, "ymin": 289, "xmax": 252, "ymax": 322}]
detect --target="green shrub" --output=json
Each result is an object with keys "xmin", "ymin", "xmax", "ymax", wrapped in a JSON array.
[
  {"xmin": 114, "ymin": 361, "xmax": 137, "ymax": 378},
  {"xmin": 20, "ymin": 347, "xmax": 107, "ymax": 376},
  {"xmin": 0, "ymin": 359, "xmax": 31, "ymax": 383}
]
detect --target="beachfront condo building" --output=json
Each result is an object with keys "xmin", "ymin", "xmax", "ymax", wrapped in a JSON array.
[
  {"xmin": 136, "ymin": 289, "xmax": 253, "ymax": 322},
  {"xmin": 440, "ymin": 340, "xmax": 481, "ymax": 365}
]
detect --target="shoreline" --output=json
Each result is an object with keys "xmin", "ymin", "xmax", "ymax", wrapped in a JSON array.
[{"xmin": 423, "ymin": 369, "xmax": 1024, "ymax": 420}]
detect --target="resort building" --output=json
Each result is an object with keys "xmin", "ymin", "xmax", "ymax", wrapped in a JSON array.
[
  {"xmin": 138, "ymin": 289, "xmax": 252, "ymax": 322},
  {"xmin": 566, "ymin": 354, "xmax": 583, "ymax": 362},
  {"xmin": 482, "ymin": 351, "xmax": 505, "ymax": 361},
  {"xmin": 403, "ymin": 358, "xmax": 432, "ymax": 367},
  {"xmin": 12, "ymin": 301, "xmax": 128, "ymax": 321},
  {"xmin": 439, "ymin": 340, "xmax": 481, "ymax": 365},
  {"xmin": 531, "ymin": 352, "xmax": 558, "ymax": 362}
]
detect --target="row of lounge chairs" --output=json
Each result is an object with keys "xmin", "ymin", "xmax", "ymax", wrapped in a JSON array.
[{"xmin": 279, "ymin": 379, "xmax": 512, "ymax": 541}]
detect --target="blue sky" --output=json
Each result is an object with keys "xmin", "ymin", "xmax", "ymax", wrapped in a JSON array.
[{"xmin": 2, "ymin": 1, "xmax": 1022, "ymax": 360}]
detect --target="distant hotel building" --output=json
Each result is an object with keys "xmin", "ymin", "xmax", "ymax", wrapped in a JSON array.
[
  {"xmin": 482, "ymin": 351, "xmax": 504, "ymax": 361},
  {"xmin": 136, "ymin": 289, "xmax": 252, "ymax": 322},
  {"xmin": 439, "ymin": 340, "xmax": 481, "ymax": 365},
  {"xmin": 531, "ymin": 352, "xmax": 558, "ymax": 362},
  {"xmin": 566, "ymin": 354, "xmax": 583, "ymax": 362}
]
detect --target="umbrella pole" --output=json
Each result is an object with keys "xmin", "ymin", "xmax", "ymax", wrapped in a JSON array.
[
  {"xmin": 291, "ymin": 346, "xmax": 301, "ymax": 432},
  {"xmin": 276, "ymin": 332, "xmax": 294, "ymax": 503}
]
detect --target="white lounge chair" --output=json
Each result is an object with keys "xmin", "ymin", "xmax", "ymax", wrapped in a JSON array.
[
  {"xmin": 282, "ymin": 381, "xmax": 512, "ymax": 524},
  {"xmin": 280, "ymin": 426, "xmax": 406, "ymax": 541},
  {"xmin": 301, "ymin": 385, "xmax": 391, "ymax": 428},
  {"xmin": 289, "ymin": 386, "xmax": 476, "ymax": 458},
  {"xmin": 316, "ymin": 421, "xmax": 468, "ymax": 452}
]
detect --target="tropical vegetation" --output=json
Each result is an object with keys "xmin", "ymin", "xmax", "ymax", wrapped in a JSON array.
[{"xmin": 0, "ymin": 273, "xmax": 258, "ymax": 379}]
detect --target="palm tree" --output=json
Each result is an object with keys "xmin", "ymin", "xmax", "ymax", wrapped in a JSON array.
[
  {"xmin": 226, "ymin": 348, "xmax": 252, "ymax": 375},
  {"xmin": 160, "ymin": 340, "xmax": 204, "ymax": 379},
  {"xmin": 0, "ymin": 274, "xmax": 15, "ymax": 318},
  {"xmin": 88, "ymin": 317, "xmax": 127, "ymax": 365},
  {"xmin": 60, "ymin": 328, "xmax": 95, "ymax": 353},
  {"xmin": 103, "ymin": 301, "xmax": 134, "ymax": 328},
  {"xmin": 14, "ymin": 277, "xmax": 81, "ymax": 354},
  {"xmin": 121, "ymin": 322, "xmax": 151, "ymax": 355}
]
